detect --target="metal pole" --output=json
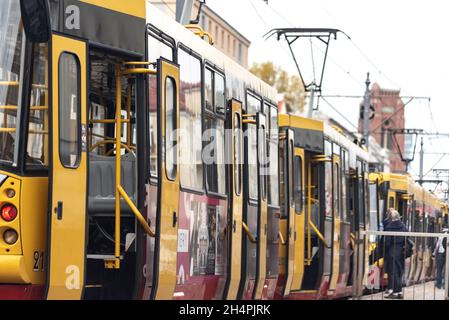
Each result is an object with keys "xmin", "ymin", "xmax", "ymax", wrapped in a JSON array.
[
  {"xmin": 362, "ymin": 73, "xmax": 371, "ymax": 148},
  {"xmin": 357, "ymin": 230, "xmax": 364, "ymax": 299},
  {"xmin": 353, "ymin": 230, "xmax": 360, "ymax": 299},
  {"xmin": 445, "ymin": 235, "xmax": 449, "ymax": 300},
  {"xmin": 419, "ymin": 137, "xmax": 424, "ymax": 185}
]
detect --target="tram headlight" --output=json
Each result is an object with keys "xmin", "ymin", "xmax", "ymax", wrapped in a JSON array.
[
  {"xmin": 0, "ymin": 204, "xmax": 17, "ymax": 222},
  {"xmin": 3, "ymin": 229, "xmax": 18, "ymax": 245}
]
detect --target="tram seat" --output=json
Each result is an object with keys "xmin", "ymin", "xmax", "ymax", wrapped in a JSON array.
[{"xmin": 88, "ymin": 153, "xmax": 137, "ymax": 215}]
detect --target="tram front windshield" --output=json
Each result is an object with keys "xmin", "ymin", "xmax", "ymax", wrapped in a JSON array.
[{"xmin": 0, "ymin": 0, "xmax": 22, "ymax": 166}]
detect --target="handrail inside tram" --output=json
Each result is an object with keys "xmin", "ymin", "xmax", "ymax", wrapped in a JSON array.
[
  {"xmin": 105, "ymin": 63, "xmax": 158, "ymax": 269},
  {"xmin": 309, "ymin": 220, "xmax": 331, "ymax": 249},
  {"xmin": 242, "ymin": 221, "xmax": 257, "ymax": 244},
  {"xmin": 278, "ymin": 231, "xmax": 286, "ymax": 245},
  {"xmin": 312, "ymin": 155, "xmax": 332, "ymax": 162}
]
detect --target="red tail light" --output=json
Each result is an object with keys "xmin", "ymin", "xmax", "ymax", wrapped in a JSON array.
[{"xmin": 1, "ymin": 204, "xmax": 17, "ymax": 222}]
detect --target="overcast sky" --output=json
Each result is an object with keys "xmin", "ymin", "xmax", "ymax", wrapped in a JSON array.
[{"xmin": 206, "ymin": 0, "xmax": 449, "ymax": 195}]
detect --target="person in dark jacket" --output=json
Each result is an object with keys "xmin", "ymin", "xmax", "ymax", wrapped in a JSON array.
[
  {"xmin": 433, "ymin": 228, "xmax": 448, "ymax": 289},
  {"xmin": 380, "ymin": 208, "xmax": 393, "ymax": 294},
  {"xmin": 382, "ymin": 208, "xmax": 393, "ymax": 231},
  {"xmin": 384, "ymin": 210, "xmax": 407, "ymax": 299}
]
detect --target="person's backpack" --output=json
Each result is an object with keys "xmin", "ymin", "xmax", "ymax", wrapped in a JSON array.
[{"xmin": 404, "ymin": 237, "xmax": 414, "ymax": 258}]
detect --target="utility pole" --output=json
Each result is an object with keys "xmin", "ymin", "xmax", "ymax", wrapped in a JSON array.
[
  {"xmin": 362, "ymin": 73, "xmax": 371, "ymax": 148},
  {"xmin": 419, "ymin": 137, "xmax": 424, "ymax": 185}
]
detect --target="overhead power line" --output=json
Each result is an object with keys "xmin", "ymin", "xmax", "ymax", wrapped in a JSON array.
[
  {"xmin": 320, "ymin": 97, "xmax": 358, "ymax": 131},
  {"xmin": 248, "ymin": 0, "xmax": 270, "ymax": 27},
  {"xmin": 159, "ymin": 0, "xmax": 176, "ymax": 15}
]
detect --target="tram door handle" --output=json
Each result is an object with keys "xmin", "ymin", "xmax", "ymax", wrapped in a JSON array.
[
  {"xmin": 233, "ymin": 220, "xmax": 237, "ymax": 233},
  {"xmin": 54, "ymin": 201, "xmax": 63, "ymax": 220},
  {"xmin": 172, "ymin": 211, "xmax": 177, "ymax": 228}
]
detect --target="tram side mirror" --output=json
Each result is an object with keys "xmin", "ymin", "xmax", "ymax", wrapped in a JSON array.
[{"xmin": 20, "ymin": 0, "xmax": 51, "ymax": 43}]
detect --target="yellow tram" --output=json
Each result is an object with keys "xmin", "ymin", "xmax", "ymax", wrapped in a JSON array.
[
  {"xmin": 276, "ymin": 114, "xmax": 370, "ymax": 300},
  {"xmin": 0, "ymin": 0, "xmax": 445, "ymax": 301},
  {"xmin": 0, "ymin": 0, "xmax": 280, "ymax": 300},
  {"xmin": 367, "ymin": 173, "xmax": 445, "ymax": 290}
]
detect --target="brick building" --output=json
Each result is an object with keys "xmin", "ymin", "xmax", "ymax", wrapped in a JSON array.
[
  {"xmin": 359, "ymin": 83, "xmax": 406, "ymax": 173},
  {"xmin": 149, "ymin": 0, "xmax": 251, "ymax": 68}
]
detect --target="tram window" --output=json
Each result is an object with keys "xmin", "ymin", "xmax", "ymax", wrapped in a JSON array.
[
  {"xmin": 334, "ymin": 162, "xmax": 341, "ymax": 218},
  {"xmin": 26, "ymin": 43, "xmax": 49, "ymax": 168},
  {"xmin": 270, "ymin": 106, "xmax": 278, "ymax": 136},
  {"xmin": 247, "ymin": 93, "xmax": 261, "ymax": 200},
  {"xmin": 341, "ymin": 149, "xmax": 348, "ymax": 222},
  {"xmin": 369, "ymin": 183, "xmax": 379, "ymax": 230},
  {"xmin": 147, "ymin": 27, "xmax": 174, "ymax": 62},
  {"xmin": 147, "ymin": 30, "xmax": 174, "ymax": 178},
  {"xmin": 58, "ymin": 53, "xmax": 81, "ymax": 169},
  {"xmin": 268, "ymin": 141, "xmax": 279, "ymax": 206},
  {"xmin": 259, "ymin": 124, "xmax": 267, "ymax": 201},
  {"xmin": 325, "ymin": 160, "xmax": 332, "ymax": 217},
  {"xmin": 356, "ymin": 160, "xmax": 364, "ymax": 224},
  {"xmin": 0, "ymin": 2, "xmax": 22, "ymax": 166},
  {"xmin": 389, "ymin": 197, "xmax": 395, "ymax": 209},
  {"xmin": 268, "ymin": 106, "xmax": 279, "ymax": 206},
  {"xmin": 205, "ymin": 117, "xmax": 226, "ymax": 195},
  {"xmin": 333, "ymin": 143, "xmax": 340, "ymax": 155},
  {"xmin": 234, "ymin": 113, "xmax": 242, "ymax": 196},
  {"xmin": 364, "ymin": 178, "xmax": 370, "ymax": 226},
  {"xmin": 325, "ymin": 140, "xmax": 332, "ymax": 157},
  {"xmin": 148, "ymin": 67, "xmax": 158, "ymax": 177},
  {"xmin": 279, "ymin": 138, "xmax": 287, "ymax": 217},
  {"xmin": 215, "ymin": 73, "xmax": 225, "ymax": 115},
  {"xmin": 149, "ymin": 77, "xmax": 158, "ymax": 177},
  {"xmin": 247, "ymin": 93, "xmax": 261, "ymax": 114},
  {"xmin": 179, "ymin": 48, "xmax": 203, "ymax": 190},
  {"xmin": 165, "ymin": 77, "xmax": 177, "ymax": 181},
  {"xmin": 294, "ymin": 156, "xmax": 303, "ymax": 214},
  {"xmin": 288, "ymin": 140, "xmax": 294, "ymax": 208},
  {"xmin": 205, "ymin": 68, "xmax": 213, "ymax": 111}
]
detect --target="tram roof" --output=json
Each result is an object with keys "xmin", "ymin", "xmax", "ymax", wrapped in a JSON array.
[
  {"xmin": 146, "ymin": 2, "xmax": 278, "ymax": 103},
  {"xmin": 370, "ymin": 172, "xmax": 444, "ymax": 207},
  {"xmin": 279, "ymin": 114, "xmax": 369, "ymax": 165}
]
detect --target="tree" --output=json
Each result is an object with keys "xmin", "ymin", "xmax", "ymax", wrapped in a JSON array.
[{"xmin": 250, "ymin": 61, "xmax": 306, "ymax": 113}]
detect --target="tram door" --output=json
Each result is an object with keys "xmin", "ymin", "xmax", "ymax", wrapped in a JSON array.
[
  {"xmin": 151, "ymin": 59, "xmax": 180, "ymax": 300},
  {"xmin": 291, "ymin": 147, "xmax": 305, "ymax": 291},
  {"xmin": 253, "ymin": 113, "xmax": 268, "ymax": 300},
  {"xmin": 353, "ymin": 162, "xmax": 367, "ymax": 295},
  {"xmin": 225, "ymin": 100, "xmax": 243, "ymax": 299},
  {"xmin": 279, "ymin": 130, "xmax": 295, "ymax": 296},
  {"xmin": 239, "ymin": 109, "xmax": 268, "ymax": 300},
  {"xmin": 46, "ymin": 35, "xmax": 88, "ymax": 299},
  {"xmin": 329, "ymin": 153, "xmax": 342, "ymax": 292}
]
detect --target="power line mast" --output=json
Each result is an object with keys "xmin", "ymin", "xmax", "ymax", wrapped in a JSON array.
[
  {"xmin": 361, "ymin": 73, "xmax": 371, "ymax": 148},
  {"xmin": 264, "ymin": 28, "xmax": 346, "ymax": 116}
]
